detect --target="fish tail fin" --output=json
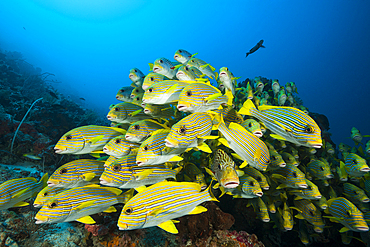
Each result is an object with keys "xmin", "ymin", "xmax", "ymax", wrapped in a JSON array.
[
  {"xmin": 34, "ymin": 173, "xmax": 48, "ymax": 197},
  {"xmin": 206, "ymin": 181, "xmax": 219, "ymax": 202},
  {"xmin": 238, "ymin": 99, "xmax": 256, "ymax": 115},
  {"xmin": 118, "ymin": 188, "xmax": 135, "ymax": 204}
]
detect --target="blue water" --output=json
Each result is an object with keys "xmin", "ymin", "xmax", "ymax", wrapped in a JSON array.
[{"xmin": 0, "ymin": 0, "xmax": 369, "ymax": 147}]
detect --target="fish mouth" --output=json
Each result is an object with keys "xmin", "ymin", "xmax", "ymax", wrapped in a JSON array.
[
  {"xmin": 35, "ymin": 219, "xmax": 46, "ymax": 224},
  {"xmin": 177, "ymin": 105, "xmax": 188, "ymax": 112},
  {"xmin": 284, "ymin": 227, "xmax": 292, "ymax": 231},
  {"xmin": 326, "ymin": 174, "xmax": 334, "ymax": 179},
  {"xmin": 33, "ymin": 203, "xmax": 42, "ymax": 208},
  {"xmin": 153, "ymin": 67, "xmax": 160, "ymax": 73},
  {"xmin": 136, "ymin": 161, "xmax": 145, "ymax": 166},
  {"xmin": 165, "ymin": 140, "xmax": 176, "ymax": 148},
  {"xmin": 142, "ymin": 85, "xmax": 149, "ymax": 91},
  {"xmin": 340, "ymin": 177, "xmax": 348, "ymax": 182},
  {"xmin": 118, "ymin": 223, "xmax": 129, "ymax": 230},
  {"xmin": 107, "ymin": 115, "xmax": 114, "ymax": 121},
  {"xmin": 130, "ymin": 95, "xmax": 135, "ymax": 98},
  {"xmin": 314, "ymin": 228, "xmax": 323, "ymax": 233},
  {"xmin": 315, "ymin": 195, "xmax": 322, "ymax": 199},
  {"xmin": 253, "ymin": 131, "xmax": 263, "ymax": 138},
  {"xmin": 357, "ymin": 226, "xmax": 369, "ymax": 232},
  {"xmin": 311, "ymin": 143, "xmax": 323, "ymax": 149},
  {"xmin": 363, "ymin": 198, "xmax": 370, "ymax": 203},
  {"xmin": 54, "ymin": 148, "xmax": 64, "ymax": 154},
  {"xmin": 141, "ymin": 103, "xmax": 146, "ymax": 107},
  {"xmin": 219, "ymin": 72, "xmax": 227, "ymax": 77},
  {"xmin": 298, "ymin": 184, "xmax": 308, "ymax": 188},
  {"xmin": 99, "ymin": 178, "xmax": 109, "ymax": 185},
  {"xmin": 262, "ymin": 186, "xmax": 270, "ymax": 190},
  {"xmin": 279, "ymin": 163, "xmax": 286, "ymax": 167},
  {"xmin": 255, "ymin": 192, "xmax": 264, "ymax": 197},
  {"xmin": 47, "ymin": 181, "xmax": 56, "ymax": 186},
  {"xmin": 103, "ymin": 147, "xmax": 109, "ymax": 153},
  {"xmin": 142, "ymin": 98, "xmax": 147, "ymax": 103},
  {"xmin": 144, "ymin": 109, "xmax": 150, "ymax": 114},
  {"xmin": 116, "ymin": 96, "xmax": 121, "ymax": 100},
  {"xmin": 176, "ymin": 72, "xmax": 184, "ymax": 77},
  {"xmin": 125, "ymin": 135, "xmax": 132, "ymax": 141},
  {"xmin": 129, "ymin": 74, "xmax": 134, "ymax": 78},
  {"xmin": 223, "ymin": 181, "xmax": 239, "ymax": 189},
  {"xmin": 361, "ymin": 167, "xmax": 370, "ymax": 172},
  {"xmin": 262, "ymin": 218, "xmax": 270, "ymax": 222}
]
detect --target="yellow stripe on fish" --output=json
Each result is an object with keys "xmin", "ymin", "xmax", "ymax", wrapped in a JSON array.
[{"xmin": 107, "ymin": 102, "xmax": 149, "ymax": 124}]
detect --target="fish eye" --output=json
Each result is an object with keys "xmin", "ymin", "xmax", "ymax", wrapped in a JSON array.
[
  {"xmin": 113, "ymin": 164, "xmax": 121, "ymax": 171},
  {"xmin": 134, "ymin": 69, "xmax": 137, "ymax": 73},
  {"xmin": 134, "ymin": 125, "xmax": 140, "ymax": 130},
  {"xmin": 159, "ymin": 59, "xmax": 163, "ymax": 63},
  {"xmin": 148, "ymin": 88, "xmax": 153, "ymax": 93},
  {"xmin": 186, "ymin": 91, "xmax": 192, "ymax": 97},
  {"xmin": 248, "ymin": 122, "xmax": 252, "ymax": 128},
  {"xmin": 114, "ymin": 107, "xmax": 120, "ymax": 111},
  {"xmin": 66, "ymin": 135, "xmax": 72, "ymax": 140},
  {"xmin": 249, "ymin": 181, "xmax": 254, "ymax": 186},
  {"xmin": 256, "ymin": 177, "xmax": 262, "ymax": 182},
  {"xmin": 143, "ymin": 146, "xmax": 149, "ymax": 151},
  {"xmin": 292, "ymin": 172, "xmax": 297, "ymax": 178},
  {"xmin": 150, "ymin": 77, "xmax": 154, "ymax": 81},
  {"xmin": 120, "ymin": 89, "xmax": 125, "ymax": 92},
  {"xmin": 272, "ymin": 155, "xmax": 277, "ymax": 161},
  {"xmin": 115, "ymin": 139, "xmax": 121, "ymax": 144},
  {"xmin": 320, "ymin": 166, "xmax": 324, "ymax": 171},
  {"xmin": 60, "ymin": 168, "xmax": 67, "ymax": 174},
  {"xmin": 178, "ymin": 126, "xmax": 187, "ymax": 135},
  {"xmin": 48, "ymin": 201, "xmax": 58, "ymax": 208},
  {"xmin": 304, "ymin": 125, "xmax": 314, "ymax": 133},
  {"xmin": 179, "ymin": 50, "xmax": 182, "ymax": 53},
  {"xmin": 352, "ymin": 159, "xmax": 357, "ymax": 164},
  {"xmin": 135, "ymin": 89, "xmax": 139, "ymax": 93},
  {"xmin": 185, "ymin": 66, "xmax": 189, "ymax": 71},
  {"xmin": 125, "ymin": 207, "xmax": 133, "ymax": 215},
  {"xmin": 218, "ymin": 164, "xmax": 221, "ymax": 170},
  {"xmin": 191, "ymin": 59, "xmax": 194, "ymax": 62},
  {"xmin": 43, "ymin": 192, "xmax": 48, "ymax": 196},
  {"xmin": 309, "ymin": 210, "xmax": 314, "ymax": 216},
  {"xmin": 136, "ymin": 97, "xmax": 140, "ymax": 100},
  {"xmin": 226, "ymin": 68, "xmax": 229, "ymax": 71}
]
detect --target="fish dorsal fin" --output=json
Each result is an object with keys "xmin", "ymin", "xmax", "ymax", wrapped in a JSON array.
[
  {"xmin": 76, "ymin": 216, "xmax": 96, "ymax": 224},
  {"xmin": 339, "ymin": 227, "xmax": 350, "ymax": 233},
  {"xmin": 135, "ymin": 185, "xmax": 147, "ymax": 193},
  {"xmin": 104, "ymin": 206, "xmax": 117, "ymax": 213},
  {"xmin": 258, "ymin": 105, "xmax": 279, "ymax": 111},
  {"xmin": 81, "ymin": 173, "xmax": 96, "ymax": 182},
  {"xmin": 225, "ymin": 90, "xmax": 234, "ymax": 106},
  {"xmin": 295, "ymin": 214, "xmax": 304, "ymax": 220},
  {"xmin": 157, "ymin": 220, "xmax": 178, "ymax": 234},
  {"xmin": 188, "ymin": 205, "xmax": 207, "ymax": 215}
]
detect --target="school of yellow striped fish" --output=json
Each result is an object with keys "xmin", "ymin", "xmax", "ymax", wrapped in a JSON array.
[{"xmin": 2, "ymin": 49, "xmax": 370, "ymax": 244}]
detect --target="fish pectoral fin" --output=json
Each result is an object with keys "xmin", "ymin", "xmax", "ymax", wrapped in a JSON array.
[
  {"xmin": 218, "ymin": 138, "xmax": 230, "ymax": 148},
  {"xmin": 294, "ymin": 196, "xmax": 304, "ymax": 200},
  {"xmin": 168, "ymin": 156, "xmax": 183, "ymax": 162},
  {"xmin": 148, "ymin": 207, "xmax": 165, "ymax": 218},
  {"xmin": 76, "ymin": 200, "xmax": 96, "ymax": 211},
  {"xmin": 12, "ymin": 188, "xmax": 30, "ymax": 198},
  {"xmin": 270, "ymin": 134, "xmax": 287, "ymax": 141},
  {"xmin": 13, "ymin": 201, "xmax": 29, "ymax": 207},
  {"xmin": 171, "ymin": 219, "xmax": 180, "ymax": 223},
  {"xmin": 239, "ymin": 160, "xmax": 248, "ymax": 169},
  {"xmin": 188, "ymin": 205, "xmax": 207, "ymax": 215},
  {"xmin": 109, "ymin": 127, "xmax": 127, "ymax": 135},
  {"xmin": 165, "ymin": 84, "xmax": 178, "ymax": 95},
  {"xmin": 253, "ymin": 149, "xmax": 261, "ymax": 162},
  {"xmin": 157, "ymin": 220, "xmax": 178, "ymax": 234},
  {"xmin": 103, "ymin": 206, "xmax": 117, "ymax": 213},
  {"xmin": 76, "ymin": 216, "xmax": 96, "ymax": 224},
  {"xmin": 276, "ymin": 184, "xmax": 287, "ymax": 190},
  {"xmin": 197, "ymin": 142, "xmax": 212, "ymax": 153},
  {"xmin": 271, "ymin": 174, "xmax": 285, "ymax": 181},
  {"xmin": 89, "ymin": 153, "xmax": 101, "ymax": 158},
  {"xmin": 339, "ymin": 227, "xmax": 350, "ymax": 233},
  {"xmin": 135, "ymin": 170, "xmax": 153, "ymax": 180},
  {"xmin": 205, "ymin": 93, "xmax": 222, "ymax": 102},
  {"xmin": 81, "ymin": 172, "xmax": 96, "ymax": 181},
  {"xmin": 89, "ymin": 135, "xmax": 104, "ymax": 144},
  {"xmin": 135, "ymin": 185, "xmax": 147, "ymax": 193},
  {"xmin": 129, "ymin": 109, "xmax": 142, "ymax": 117},
  {"xmin": 90, "ymin": 150, "xmax": 105, "ymax": 154},
  {"xmin": 295, "ymin": 214, "xmax": 304, "ymax": 220}
]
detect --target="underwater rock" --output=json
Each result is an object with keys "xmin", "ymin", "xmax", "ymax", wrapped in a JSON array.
[{"xmin": 84, "ymin": 224, "xmax": 109, "ymax": 237}]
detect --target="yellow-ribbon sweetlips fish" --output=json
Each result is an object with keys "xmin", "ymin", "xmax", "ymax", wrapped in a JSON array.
[
  {"xmin": 165, "ymin": 112, "xmax": 214, "ymax": 151},
  {"xmin": 130, "ymin": 85, "xmax": 145, "ymax": 99},
  {"xmin": 35, "ymin": 185, "xmax": 134, "ymax": 224},
  {"xmin": 177, "ymin": 83, "xmax": 229, "ymax": 113},
  {"xmin": 247, "ymin": 197, "xmax": 270, "ymax": 222},
  {"xmin": 223, "ymin": 175, "xmax": 263, "ymax": 199},
  {"xmin": 116, "ymin": 86, "xmax": 133, "ymax": 102},
  {"xmin": 117, "ymin": 181, "xmax": 218, "ymax": 234},
  {"xmin": 34, "ymin": 186, "xmax": 66, "ymax": 208},
  {"xmin": 214, "ymin": 113, "xmax": 270, "ymax": 171},
  {"xmin": 131, "ymin": 93, "xmax": 144, "ymax": 106},
  {"xmin": 136, "ymin": 129, "xmax": 187, "ymax": 166},
  {"xmin": 186, "ymin": 57, "xmax": 217, "ymax": 80},
  {"xmin": 142, "ymin": 80, "xmax": 190, "ymax": 105},
  {"xmin": 212, "ymin": 105, "xmax": 244, "ymax": 125},
  {"xmin": 306, "ymin": 159, "xmax": 334, "ymax": 180},
  {"xmin": 287, "ymin": 179, "xmax": 322, "ymax": 200},
  {"xmin": 182, "ymin": 162, "xmax": 207, "ymax": 190},
  {"xmin": 54, "ymin": 125, "xmax": 127, "ymax": 155},
  {"xmin": 351, "ymin": 127, "xmax": 370, "ymax": 145},
  {"xmin": 149, "ymin": 57, "xmax": 178, "ymax": 79},
  {"xmin": 210, "ymin": 149, "xmax": 239, "ymax": 189},
  {"xmin": 267, "ymin": 149, "xmax": 286, "ymax": 170},
  {"xmin": 125, "ymin": 119, "xmax": 170, "ymax": 143},
  {"xmin": 241, "ymin": 119, "xmax": 263, "ymax": 138},
  {"xmin": 0, "ymin": 173, "xmax": 48, "ymax": 210},
  {"xmin": 103, "ymin": 135, "xmax": 140, "ymax": 157},
  {"xmin": 277, "ymin": 89, "xmax": 287, "ymax": 106},
  {"xmin": 298, "ymin": 219, "xmax": 310, "ymax": 245},
  {"xmin": 176, "ymin": 65, "xmax": 197, "ymax": 81},
  {"xmin": 23, "ymin": 153, "xmax": 42, "ymax": 160},
  {"xmin": 273, "ymin": 202, "xmax": 294, "ymax": 231},
  {"xmin": 343, "ymin": 183, "xmax": 370, "ymax": 203},
  {"xmin": 281, "ymin": 152, "xmax": 299, "ymax": 166},
  {"xmin": 107, "ymin": 102, "xmax": 149, "ymax": 123},
  {"xmin": 245, "ymin": 39, "xmax": 265, "ymax": 57},
  {"xmin": 129, "ymin": 68, "xmax": 145, "ymax": 87},
  {"xmin": 142, "ymin": 72, "xmax": 167, "ymax": 91},
  {"xmin": 271, "ymin": 163, "xmax": 307, "ymax": 189},
  {"xmin": 100, "ymin": 154, "xmax": 180, "ymax": 189},
  {"xmin": 219, "ymin": 67, "xmax": 239, "ymax": 95},
  {"xmin": 253, "ymin": 77, "xmax": 264, "ymax": 95},
  {"xmin": 174, "ymin": 49, "xmax": 192, "ymax": 64},
  {"xmin": 143, "ymin": 103, "xmax": 177, "ymax": 119},
  {"xmin": 324, "ymin": 197, "xmax": 369, "ymax": 233},
  {"xmin": 344, "ymin": 153, "xmax": 370, "ymax": 177},
  {"xmin": 242, "ymin": 166, "xmax": 269, "ymax": 190},
  {"xmin": 47, "ymin": 159, "xmax": 105, "ymax": 188},
  {"xmin": 312, "ymin": 195, "xmax": 328, "ymax": 210},
  {"xmin": 271, "ymin": 79, "xmax": 280, "ymax": 96},
  {"xmin": 294, "ymin": 199, "xmax": 325, "ymax": 233},
  {"xmin": 239, "ymin": 99, "xmax": 322, "ymax": 148},
  {"xmin": 286, "ymin": 145, "xmax": 299, "ymax": 159},
  {"xmin": 366, "ymin": 140, "xmax": 370, "ymax": 154}
]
